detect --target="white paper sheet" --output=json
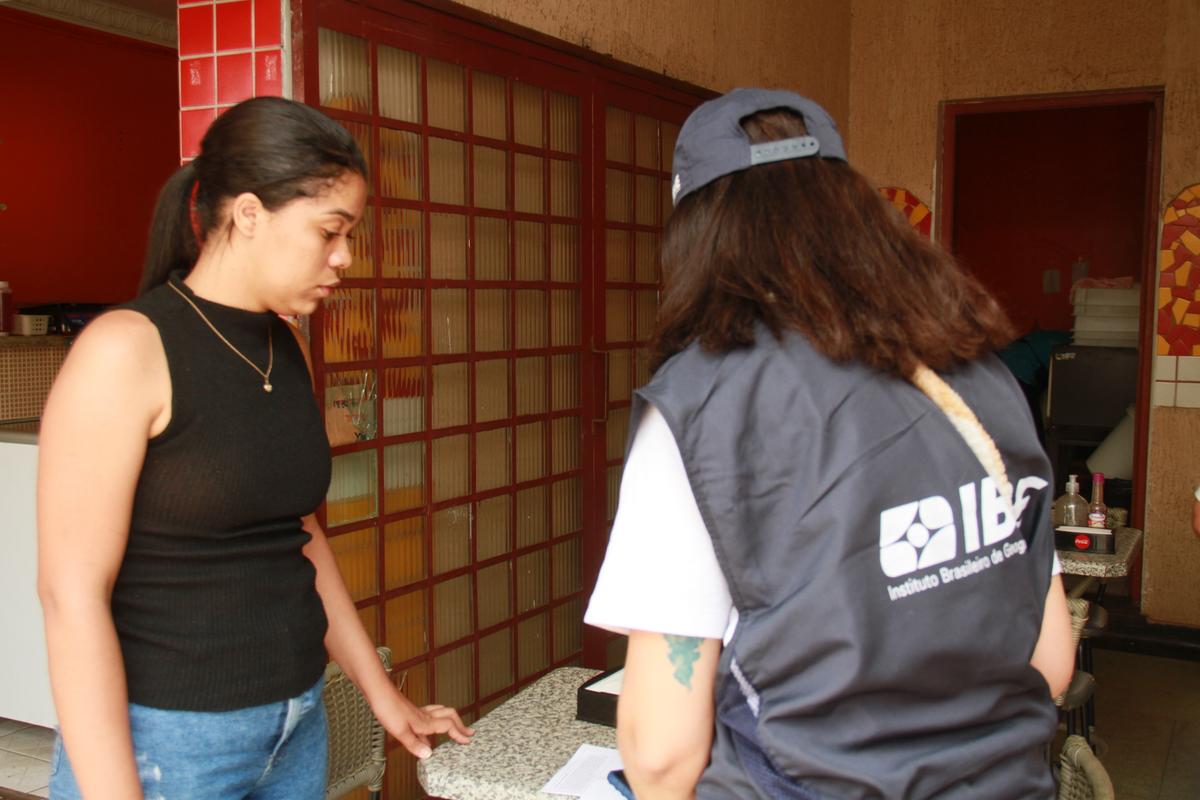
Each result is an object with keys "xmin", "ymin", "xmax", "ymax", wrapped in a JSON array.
[
  {"xmin": 584, "ymin": 668, "xmax": 624, "ymax": 696},
  {"xmin": 541, "ymin": 743, "xmax": 624, "ymax": 796}
]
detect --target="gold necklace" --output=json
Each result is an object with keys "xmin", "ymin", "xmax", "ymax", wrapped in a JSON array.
[{"xmin": 168, "ymin": 281, "xmax": 275, "ymax": 393}]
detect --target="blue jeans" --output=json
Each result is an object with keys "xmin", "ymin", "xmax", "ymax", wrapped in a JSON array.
[{"xmin": 50, "ymin": 678, "xmax": 327, "ymax": 800}]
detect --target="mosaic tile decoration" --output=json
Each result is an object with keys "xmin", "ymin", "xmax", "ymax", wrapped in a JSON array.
[
  {"xmin": 0, "ymin": 338, "xmax": 69, "ymax": 421},
  {"xmin": 879, "ymin": 187, "xmax": 932, "ymax": 238},
  {"xmin": 1158, "ymin": 184, "xmax": 1200, "ymax": 355}
]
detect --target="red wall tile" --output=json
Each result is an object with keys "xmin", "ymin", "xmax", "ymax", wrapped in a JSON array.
[
  {"xmin": 180, "ymin": 56, "xmax": 215, "ymax": 107},
  {"xmin": 255, "ymin": 49, "xmax": 283, "ymax": 97},
  {"xmin": 216, "ymin": 0, "xmax": 253, "ymax": 51},
  {"xmin": 177, "ymin": 4, "xmax": 213, "ymax": 57},
  {"xmin": 254, "ymin": 0, "xmax": 281, "ymax": 48},
  {"xmin": 181, "ymin": 107, "xmax": 217, "ymax": 159},
  {"xmin": 217, "ymin": 52, "xmax": 253, "ymax": 105}
]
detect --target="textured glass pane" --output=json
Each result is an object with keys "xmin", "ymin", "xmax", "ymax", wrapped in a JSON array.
[
  {"xmin": 432, "ymin": 433, "xmax": 469, "ymax": 502},
  {"xmin": 550, "ymin": 224, "xmax": 579, "ymax": 283},
  {"xmin": 380, "ymin": 288, "xmax": 423, "ymax": 358},
  {"xmin": 514, "ymin": 154, "xmax": 544, "ymax": 214},
  {"xmin": 474, "ymin": 145, "xmax": 508, "ymax": 211},
  {"xmin": 476, "ymin": 427, "xmax": 511, "ymax": 492},
  {"xmin": 661, "ymin": 122, "xmax": 680, "ymax": 175},
  {"xmin": 479, "ymin": 628, "xmax": 513, "ymax": 697},
  {"xmin": 329, "ymin": 527, "xmax": 377, "ymax": 602},
  {"xmin": 429, "ymin": 137, "xmax": 466, "ymax": 205},
  {"xmin": 553, "ymin": 598, "xmax": 582, "ymax": 661},
  {"xmin": 605, "ymin": 106, "xmax": 631, "ymax": 163},
  {"xmin": 344, "ymin": 205, "xmax": 373, "ymax": 279},
  {"xmin": 379, "ymin": 128, "xmax": 422, "ymax": 201},
  {"xmin": 430, "ymin": 213, "xmax": 467, "ymax": 280},
  {"xmin": 517, "ymin": 612, "xmax": 548, "ymax": 679},
  {"xmin": 635, "ymin": 232, "xmax": 660, "ymax": 283},
  {"xmin": 549, "ymin": 92, "xmax": 579, "ymax": 154},
  {"xmin": 434, "ymin": 575, "xmax": 472, "ymax": 646},
  {"xmin": 606, "ymin": 168, "xmax": 632, "ymax": 223},
  {"xmin": 381, "ymin": 208, "xmax": 423, "ymax": 279},
  {"xmin": 475, "ymin": 289, "xmax": 509, "ymax": 352},
  {"xmin": 384, "ymin": 441, "xmax": 424, "ymax": 513},
  {"xmin": 606, "ymin": 465, "xmax": 621, "ymax": 521},
  {"xmin": 476, "ymin": 495, "xmax": 511, "ymax": 559},
  {"xmin": 552, "ymin": 476, "xmax": 582, "ymax": 537},
  {"xmin": 319, "ymin": 29, "xmax": 369, "ymax": 113},
  {"xmin": 635, "ymin": 348, "xmax": 651, "ymax": 388},
  {"xmin": 550, "ymin": 354, "xmax": 579, "ymax": 412},
  {"xmin": 663, "ymin": 178, "xmax": 674, "ymax": 222},
  {"xmin": 552, "ymin": 416, "xmax": 580, "ymax": 474},
  {"xmin": 515, "ymin": 357, "xmax": 546, "ymax": 415},
  {"xmin": 384, "ymin": 516, "xmax": 425, "ymax": 590},
  {"xmin": 385, "ymin": 589, "xmax": 427, "ymax": 663},
  {"xmin": 328, "ymin": 450, "xmax": 376, "ymax": 526},
  {"xmin": 636, "ymin": 174, "xmax": 659, "ymax": 226},
  {"xmin": 515, "ymin": 290, "xmax": 547, "ymax": 349},
  {"xmin": 477, "ymin": 564, "xmax": 512, "ymax": 629},
  {"xmin": 399, "ymin": 659, "xmax": 429, "ymax": 707},
  {"xmin": 516, "ymin": 549, "xmax": 549, "ymax": 613},
  {"xmin": 605, "ymin": 289, "xmax": 632, "ymax": 343},
  {"xmin": 432, "ymin": 362, "xmax": 468, "ymax": 429},
  {"xmin": 514, "ymin": 221, "xmax": 545, "ymax": 282},
  {"xmin": 550, "ymin": 159, "xmax": 580, "ymax": 218},
  {"xmin": 427, "ymin": 59, "xmax": 465, "ymax": 132},
  {"xmin": 339, "ymin": 120, "xmax": 373, "ymax": 191},
  {"xmin": 553, "ymin": 536, "xmax": 581, "ymax": 598},
  {"xmin": 472, "ymin": 71, "xmax": 507, "ymax": 140},
  {"xmin": 359, "ymin": 604, "xmax": 378, "ymax": 642},
  {"xmin": 434, "ymin": 642, "xmax": 475, "ymax": 708},
  {"xmin": 607, "ymin": 406, "xmax": 629, "ymax": 462},
  {"xmin": 377, "ymin": 44, "xmax": 420, "ymax": 123},
  {"xmin": 475, "ymin": 359, "xmax": 509, "ymax": 423},
  {"xmin": 636, "ymin": 289, "xmax": 659, "ymax": 340},
  {"xmin": 551, "ymin": 290, "xmax": 579, "ymax": 348},
  {"xmin": 323, "ymin": 289, "xmax": 375, "ymax": 363},
  {"xmin": 516, "ymin": 485, "xmax": 547, "ymax": 548},
  {"xmin": 605, "ymin": 229, "xmax": 631, "ymax": 282},
  {"xmin": 608, "ymin": 348, "xmax": 632, "ymax": 404},
  {"xmin": 431, "ymin": 289, "xmax": 468, "ymax": 354},
  {"xmin": 433, "ymin": 504, "xmax": 471, "ymax": 575},
  {"xmin": 635, "ymin": 114, "xmax": 659, "ymax": 169},
  {"xmin": 326, "ymin": 371, "xmax": 376, "ymax": 451},
  {"xmin": 371, "ymin": 365, "xmax": 414, "ymax": 439},
  {"xmin": 475, "ymin": 217, "xmax": 509, "ymax": 280},
  {"xmin": 515, "ymin": 421, "xmax": 545, "ymax": 483},
  {"xmin": 513, "ymin": 81, "xmax": 543, "ymax": 147}
]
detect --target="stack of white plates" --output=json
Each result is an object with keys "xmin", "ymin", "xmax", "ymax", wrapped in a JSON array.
[{"xmin": 1072, "ymin": 286, "xmax": 1139, "ymax": 347}]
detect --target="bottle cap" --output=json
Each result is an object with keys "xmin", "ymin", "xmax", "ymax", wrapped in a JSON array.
[
  {"xmin": 1067, "ymin": 474, "xmax": 1079, "ymax": 491},
  {"xmin": 1092, "ymin": 472, "xmax": 1104, "ymax": 483}
]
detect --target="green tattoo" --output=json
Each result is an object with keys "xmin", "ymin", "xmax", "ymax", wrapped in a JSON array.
[{"xmin": 664, "ymin": 634, "xmax": 703, "ymax": 689}]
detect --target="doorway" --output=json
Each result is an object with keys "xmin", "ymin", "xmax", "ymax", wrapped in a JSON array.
[{"xmin": 939, "ymin": 89, "xmax": 1163, "ymax": 530}]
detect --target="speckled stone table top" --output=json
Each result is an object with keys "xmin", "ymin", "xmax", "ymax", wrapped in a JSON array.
[
  {"xmin": 1057, "ymin": 527, "xmax": 1142, "ymax": 578},
  {"xmin": 419, "ymin": 667, "xmax": 615, "ymax": 800}
]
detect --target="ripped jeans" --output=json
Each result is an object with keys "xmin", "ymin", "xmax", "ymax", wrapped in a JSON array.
[{"xmin": 49, "ymin": 677, "xmax": 327, "ymax": 800}]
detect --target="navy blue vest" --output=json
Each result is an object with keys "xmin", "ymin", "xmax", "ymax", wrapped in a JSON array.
[{"xmin": 636, "ymin": 329, "xmax": 1057, "ymax": 799}]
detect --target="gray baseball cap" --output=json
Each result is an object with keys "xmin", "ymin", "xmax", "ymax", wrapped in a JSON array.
[{"xmin": 671, "ymin": 87, "xmax": 847, "ymax": 206}]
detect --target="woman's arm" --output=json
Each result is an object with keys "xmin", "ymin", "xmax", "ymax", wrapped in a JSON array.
[
  {"xmin": 616, "ymin": 630, "xmax": 721, "ymax": 800},
  {"xmin": 301, "ymin": 517, "xmax": 472, "ymax": 755},
  {"xmin": 38, "ymin": 311, "xmax": 171, "ymax": 799},
  {"xmin": 1030, "ymin": 574, "xmax": 1074, "ymax": 697}
]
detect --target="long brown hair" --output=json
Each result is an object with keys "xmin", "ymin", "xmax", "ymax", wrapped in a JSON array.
[{"xmin": 651, "ymin": 109, "xmax": 1013, "ymax": 377}]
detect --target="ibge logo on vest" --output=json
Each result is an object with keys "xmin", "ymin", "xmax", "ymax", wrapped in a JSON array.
[{"xmin": 879, "ymin": 476, "xmax": 1048, "ymax": 601}]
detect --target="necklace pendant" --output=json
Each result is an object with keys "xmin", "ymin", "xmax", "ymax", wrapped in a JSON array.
[{"xmin": 263, "ymin": 382, "xmax": 273, "ymax": 393}]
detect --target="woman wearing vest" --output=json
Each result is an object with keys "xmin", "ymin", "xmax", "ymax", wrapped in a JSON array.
[
  {"xmin": 586, "ymin": 89, "xmax": 1074, "ymax": 799},
  {"xmin": 38, "ymin": 97, "xmax": 471, "ymax": 799}
]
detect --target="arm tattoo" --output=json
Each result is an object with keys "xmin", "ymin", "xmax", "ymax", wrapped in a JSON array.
[{"xmin": 663, "ymin": 635, "xmax": 703, "ymax": 689}]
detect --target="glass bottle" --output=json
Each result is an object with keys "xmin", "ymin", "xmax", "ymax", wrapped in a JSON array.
[
  {"xmin": 1053, "ymin": 474, "xmax": 1089, "ymax": 527},
  {"xmin": 1087, "ymin": 472, "xmax": 1108, "ymax": 529}
]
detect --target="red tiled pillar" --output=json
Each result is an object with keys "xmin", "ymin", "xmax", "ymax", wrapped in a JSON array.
[{"xmin": 176, "ymin": 0, "xmax": 286, "ymax": 161}]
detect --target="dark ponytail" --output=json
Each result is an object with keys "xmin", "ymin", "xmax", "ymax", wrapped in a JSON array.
[{"xmin": 140, "ymin": 97, "xmax": 367, "ymax": 293}]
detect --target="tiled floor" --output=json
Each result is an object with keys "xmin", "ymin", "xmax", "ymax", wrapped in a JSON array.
[
  {"xmin": 0, "ymin": 717, "xmax": 52, "ymax": 797},
  {"xmin": 1, "ymin": 649, "xmax": 1198, "ymax": 798}
]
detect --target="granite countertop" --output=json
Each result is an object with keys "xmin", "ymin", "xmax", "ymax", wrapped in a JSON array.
[
  {"xmin": 1057, "ymin": 527, "xmax": 1143, "ymax": 578},
  {"xmin": 419, "ymin": 666, "xmax": 614, "ymax": 800}
]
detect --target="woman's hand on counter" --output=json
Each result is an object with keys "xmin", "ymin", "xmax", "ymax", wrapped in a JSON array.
[{"xmin": 373, "ymin": 691, "xmax": 474, "ymax": 758}]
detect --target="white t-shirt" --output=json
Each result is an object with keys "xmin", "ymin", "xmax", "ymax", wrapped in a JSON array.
[{"xmin": 584, "ymin": 404, "xmax": 1060, "ymax": 643}]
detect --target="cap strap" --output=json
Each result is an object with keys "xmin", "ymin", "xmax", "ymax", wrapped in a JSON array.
[{"xmin": 749, "ymin": 136, "xmax": 820, "ymax": 165}]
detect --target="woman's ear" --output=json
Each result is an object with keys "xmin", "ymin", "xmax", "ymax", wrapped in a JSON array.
[{"xmin": 230, "ymin": 192, "xmax": 266, "ymax": 237}]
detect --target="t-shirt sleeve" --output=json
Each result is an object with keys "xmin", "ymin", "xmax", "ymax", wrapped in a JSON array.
[{"xmin": 584, "ymin": 404, "xmax": 734, "ymax": 640}]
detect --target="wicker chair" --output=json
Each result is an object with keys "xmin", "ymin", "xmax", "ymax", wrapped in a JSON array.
[
  {"xmin": 323, "ymin": 646, "xmax": 391, "ymax": 800},
  {"xmin": 1057, "ymin": 735, "xmax": 1115, "ymax": 800}
]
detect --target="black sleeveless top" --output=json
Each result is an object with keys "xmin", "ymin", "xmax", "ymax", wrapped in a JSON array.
[{"xmin": 110, "ymin": 274, "xmax": 331, "ymax": 710}]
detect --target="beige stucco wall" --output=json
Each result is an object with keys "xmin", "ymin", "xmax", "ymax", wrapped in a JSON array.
[{"xmin": 455, "ymin": 0, "xmax": 852, "ymax": 135}]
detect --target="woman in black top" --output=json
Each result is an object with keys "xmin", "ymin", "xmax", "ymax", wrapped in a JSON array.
[{"xmin": 39, "ymin": 97, "xmax": 471, "ymax": 799}]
